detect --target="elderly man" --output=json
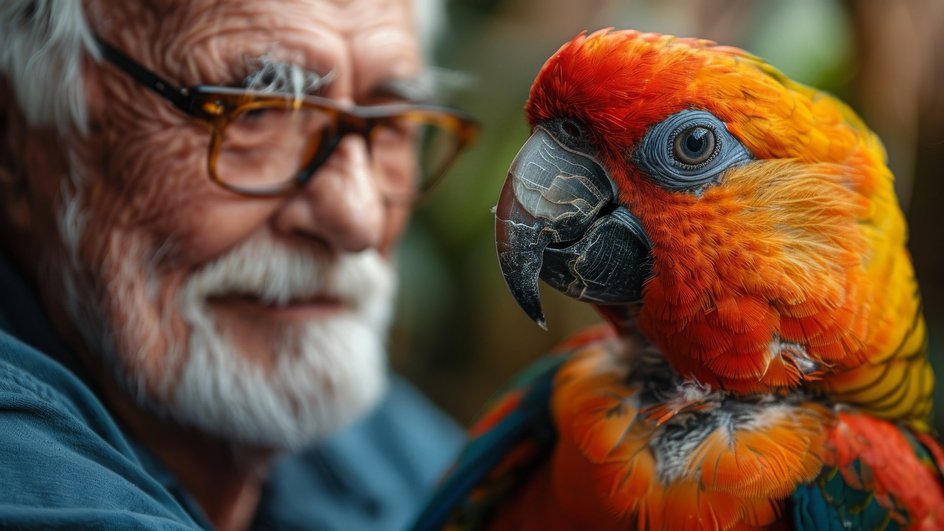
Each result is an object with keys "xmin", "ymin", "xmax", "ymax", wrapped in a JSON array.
[{"xmin": 0, "ymin": 0, "xmax": 476, "ymax": 529}]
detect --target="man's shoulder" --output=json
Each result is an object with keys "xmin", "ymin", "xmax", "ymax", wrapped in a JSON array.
[
  {"xmin": 357, "ymin": 375, "xmax": 465, "ymax": 469},
  {"xmin": 256, "ymin": 376, "xmax": 464, "ymax": 531},
  {"xmin": 0, "ymin": 327, "xmax": 106, "ymax": 432},
  {"xmin": 349, "ymin": 375, "xmax": 465, "ymax": 492},
  {"xmin": 0, "ymin": 329, "xmax": 204, "ymax": 529},
  {"xmin": 0, "ymin": 327, "xmax": 134, "ymax": 448}
]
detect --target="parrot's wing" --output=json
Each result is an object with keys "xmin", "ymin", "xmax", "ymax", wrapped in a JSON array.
[
  {"xmin": 792, "ymin": 414, "xmax": 944, "ymax": 530},
  {"xmin": 411, "ymin": 352, "xmax": 568, "ymax": 531}
]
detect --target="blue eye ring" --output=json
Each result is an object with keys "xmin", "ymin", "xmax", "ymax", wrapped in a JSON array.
[{"xmin": 635, "ymin": 109, "xmax": 753, "ymax": 192}]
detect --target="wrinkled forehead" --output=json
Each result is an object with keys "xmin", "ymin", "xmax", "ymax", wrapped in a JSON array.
[{"xmin": 88, "ymin": 0, "xmax": 422, "ymax": 97}]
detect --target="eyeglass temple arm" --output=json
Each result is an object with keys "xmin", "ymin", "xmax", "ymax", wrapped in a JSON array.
[{"xmin": 94, "ymin": 37, "xmax": 193, "ymax": 113}]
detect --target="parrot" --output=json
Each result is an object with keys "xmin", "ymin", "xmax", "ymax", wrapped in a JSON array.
[{"xmin": 413, "ymin": 29, "xmax": 944, "ymax": 530}]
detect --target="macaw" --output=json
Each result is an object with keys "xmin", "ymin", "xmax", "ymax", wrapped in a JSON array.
[{"xmin": 414, "ymin": 29, "xmax": 944, "ymax": 530}]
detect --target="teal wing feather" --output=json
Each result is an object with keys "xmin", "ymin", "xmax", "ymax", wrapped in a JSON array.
[
  {"xmin": 792, "ymin": 425, "xmax": 944, "ymax": 530},
  {"xmin": 792, "ymin": 466, "xmax": 901, "ymax": 531},
  {"xmin": 411, "ymin": 354, "xmax": 568, "ymax": 531}
]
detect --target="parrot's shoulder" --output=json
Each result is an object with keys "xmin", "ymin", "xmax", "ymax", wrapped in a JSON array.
[
  {"xmin": 417, "ymin": 324, "xmax": 944, "ymax": 529},
  {"xmin": 411, "ymin": 326, "xmax": 617, "ymax": 530},
  {"xmin": 541, "ymin": 336, "xmax": 944, "ymax": 529},
  {"xmin": 793, "ymin": 413, "xmax": 944, "ymax": 530}
]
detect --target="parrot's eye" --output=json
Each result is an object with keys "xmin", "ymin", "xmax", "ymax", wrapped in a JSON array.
[
  {"xmin": 636, "ymin": 110, "xmax": 752, "ymax": 192},
  {"xmin": 673, "ymin": 126, "xmax": 717, "ymax": 166}
]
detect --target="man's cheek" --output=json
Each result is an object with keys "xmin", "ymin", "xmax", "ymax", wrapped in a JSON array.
[
  {"xmin": 166, "ymin": 200, "xmax": 286, "ymax": 265},
  {"xmin": 91, "ymin": 131, "xmax": 220, "ymax": 263},
  {"xmin": 98, "ymin": 128, "xmax": 204, "ymax": 221},
  {"xmin": 379, "ymin": 204, "xmax": 412, "ymax": 257}
]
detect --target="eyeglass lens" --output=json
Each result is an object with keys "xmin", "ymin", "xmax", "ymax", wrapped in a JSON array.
[{"xmin": 214, "ymin": 104, "xmax": 461, "ymax": 199}]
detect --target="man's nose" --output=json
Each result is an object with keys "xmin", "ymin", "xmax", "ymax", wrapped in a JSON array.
[{"xmin": 272, "ymin": 135, "xmax": 385, "ymax": 252}]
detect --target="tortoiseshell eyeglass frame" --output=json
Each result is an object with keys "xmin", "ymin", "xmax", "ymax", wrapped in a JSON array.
[{"xmin": 94, "ymin": 37, "xmax": 479, "ymax": 199}]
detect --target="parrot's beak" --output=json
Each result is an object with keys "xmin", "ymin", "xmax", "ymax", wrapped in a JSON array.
[{"xmin": 495, "ymin": 126, "xmax": 653, "ymax": 329}]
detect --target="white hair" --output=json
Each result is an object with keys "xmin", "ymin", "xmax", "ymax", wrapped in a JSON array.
[
  {"xmin": 0, "ymin": 0, "xmax": 445, "ymax": 134},
  {"xmin": 414, "ymin": 0, "xmax": 445, "ymax": 59},
  {"xmin": 0, "ymin": 0, "xmax": 97, "ymax": 134},
  {"xmin": 242, "ymin": 54, "xmax": 337, "ymax": 100}
]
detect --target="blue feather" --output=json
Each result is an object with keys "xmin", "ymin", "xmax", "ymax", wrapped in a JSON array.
[
  {"xmin": 411, "ymin": 355, "xmax": 567, "ymax": 531},
  {"xmin": 793, "ymin": 466, "xmax": 900, "ymax": 531}
]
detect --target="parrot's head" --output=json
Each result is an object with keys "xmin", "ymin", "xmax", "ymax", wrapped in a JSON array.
[{"xmin": 496, "ymin": 29, "xmax": 904, "ymax": 390}]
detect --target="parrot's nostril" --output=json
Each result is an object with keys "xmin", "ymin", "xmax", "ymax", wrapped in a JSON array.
[
  {"xmin": 551, "ymin": 118, "xmax": 595, "ymax": 153},
  {"xmin": 561, "ymin": 120, "xmax": 582, "ymax": 138}
]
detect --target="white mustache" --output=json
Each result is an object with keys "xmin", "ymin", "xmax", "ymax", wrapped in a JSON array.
[{"xmin": 184, "ymin": 233, "xmax": 396, "ymax": 314}]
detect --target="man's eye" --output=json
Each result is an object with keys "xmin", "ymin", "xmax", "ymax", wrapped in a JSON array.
[
  {"xmin": 379, "ymin": 119, "xmax": 417, "ymax": 140},
  {"xmin": 230, "ymin": 107, "xmax": 297, "ymax": 133},
  {"xmin": 240, "ymin": 108, "xmax": 271, "ymax": 122}
]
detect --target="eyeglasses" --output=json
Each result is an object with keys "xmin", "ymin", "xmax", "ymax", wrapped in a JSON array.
[{"xmin": 94, "ymin": 37, "xmax": 478, "ymax": 201}]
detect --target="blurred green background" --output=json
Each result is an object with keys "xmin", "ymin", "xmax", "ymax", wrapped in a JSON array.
[{"xmin": 390, "ymin": 0, "xmax": 944, "ymax": 432}]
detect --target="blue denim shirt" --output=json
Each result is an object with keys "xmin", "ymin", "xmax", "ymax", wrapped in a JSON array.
[{"xmin": 0, "ymin": 255, "xmax": 463, "ymax": 530}]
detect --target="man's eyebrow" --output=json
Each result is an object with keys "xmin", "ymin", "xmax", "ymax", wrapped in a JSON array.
[
  {"xmin": 239, "ymin": 55, "xmax": 334, "ymax": 97},
  {"xmin": 371, "ymin": 67, "xmax": 474, "ymax": 106},
  {"xmin": 371, "ymin": 72, "xmax": 438, "ymax": 104}
]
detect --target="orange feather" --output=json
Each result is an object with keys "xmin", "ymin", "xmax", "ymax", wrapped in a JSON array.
[
  {"xmin": 526, "ymin": 29, "xmax": 932, "ymax": 425},
  {"xmin": 440, "ymin": 29, "xmax": 940, "ymax": 531}
]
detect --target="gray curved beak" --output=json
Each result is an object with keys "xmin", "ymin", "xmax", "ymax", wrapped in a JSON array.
[{"xmin": 494, "ymin": 127, "xmax": 652, "ymax": 329}]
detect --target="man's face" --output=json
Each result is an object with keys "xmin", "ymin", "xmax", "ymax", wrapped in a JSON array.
[{"xmin": 39, "ymin": 0, "xmax": 423, "ymax": 448}]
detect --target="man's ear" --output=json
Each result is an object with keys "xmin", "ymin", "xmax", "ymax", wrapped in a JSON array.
[{"xmin": 0, "ymin": 80, "xmax": 34, "ymax": 231}]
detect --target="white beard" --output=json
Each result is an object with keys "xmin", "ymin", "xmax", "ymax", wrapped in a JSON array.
[
  {"xmin": 57, "ymin": 202, "xmax": 396, "ymax": 450},
  {"xmin": 171, "ymin": 234, "xmax": 396, "ymax": 449}
]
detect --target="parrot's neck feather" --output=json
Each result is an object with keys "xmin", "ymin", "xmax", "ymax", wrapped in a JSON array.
[{"xmin": 610, "ymin": 339, "xmax": 821, "ymax": 484}]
